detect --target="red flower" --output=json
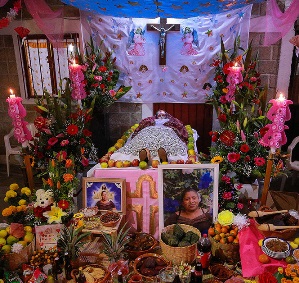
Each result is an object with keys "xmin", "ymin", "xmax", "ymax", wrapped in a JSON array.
[
  {"xmin": 237, "ymin": 203, "xmax": 244, "ymax": 209},
  {"xmin": 221, "ymin": 176, "xmax": 231, "ymax": 184},
  {"xmin": 34, "ymin": 116, "xmax": 48, "ymax": 129},
  {"xmin": 254, "ymin": 157, "xmax": 266, "ymax": 166},
  {"xmin": 83, "ymin": 129, "xmax": 92, "ymax": 137},
  {"xmin": 100, "ymin": 84, "xmax": 106, "ymax": 89},
  {"xmin": 81, "ymin": 156, "xmax": 89, "ymax": 167},
  {"xmin": 223, "ymin": 192, "xmax": 232, "ymax": 200},
  {"xmin": 218, "ymin": 113, "xmax": 227, "ymax": 123},
  {"xmin": 240, "ymin": 144, "xmax": 250, "ymax": 153},
  {"xmin": 236, "ymin": 183, "xmax": 243, "ymax": 190},
  {"xmin": 79, "ymin": 138, "xmax": 86, "ymax": 144},
  {"xmin": 223, "ymin": 62, "xmax": 234, "ymax": 74},
  {"xmin": 58, "ymin": 200, "xmax": 70, "ymax": 210},
  {"xmin": 244, "ymin": 155, "xmax": 251, "ymax": 162},
  {"xmin": 66, "ymin": 124, "xmax": 79, "ymax": 135},
  {"xmin": 259, "ymin": 126, "xmax": 268, "ymax": 137},
  {"xmin": 99, "ymin": 66, "xmax": 107, "ymax": 72},
  {"xmin": 227, "ymin": 152, "xmax": 240, "ymax": 163},
  {"xmin": 219, "ymin": 130, "xmax": 235, "ymax": 146},
  {"xmin": 56, "ymin": 151, "xmax": 67, "ymax": 161},
  {"xmin": 48, "ymin": 137, "xmax": 58, "ymax": 146}
]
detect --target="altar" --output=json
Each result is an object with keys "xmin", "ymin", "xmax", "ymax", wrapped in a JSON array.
[{"xmin": 88, "ymin": 165, "xmax": 160, "ymax": 239}]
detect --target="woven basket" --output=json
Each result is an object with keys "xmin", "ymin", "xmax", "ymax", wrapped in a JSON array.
[
  {"xmin": 209, "ymin": 236, "xmax": 240, "ymax": 264},
  {"xmin": 5, "ymin": 239, "xmax": 34, "ymax": 270},
  {"xmin": 160, "ymin": 224, "xmax": 201, "ymax": 265}
]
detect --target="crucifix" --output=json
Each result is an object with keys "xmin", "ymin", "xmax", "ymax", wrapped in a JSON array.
[{"xmin": 147, "ymin": 18, "xmax": 180, "ymax": 65}]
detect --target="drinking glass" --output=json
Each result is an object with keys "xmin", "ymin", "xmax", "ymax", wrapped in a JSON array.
[{"xmin": 158, "ymin": 267, "xmax": 176, "ymax": 283}]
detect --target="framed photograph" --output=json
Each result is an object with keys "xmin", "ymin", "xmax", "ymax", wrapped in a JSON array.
[
  {"xmin": 82, "ymin": 177, "xmax": 126, "ymax": 214},
  {"xmin": 158, "ymin": 163, "xmax": 219, "ymax": 234}
]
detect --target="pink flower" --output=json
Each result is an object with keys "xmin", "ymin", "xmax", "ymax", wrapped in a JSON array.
[
  {"xmin": 254, "ymin": 157, "xmax": 266, "ymax": 166},
  {"xmin": 227, "ymin": 152, "xmax": 240, "ymax": 163},
  {"xmin": 109, "ymin": 90, "xmax": 116, "ymax": 97},
  {"xmin": 94, "ymin": 75, "xmax": 103, "ymax": 81},
  {"xmin": 81, "ymin": 156, "xmax": 89, "ymax": 167},
  {"xmin": 48, "ymin": 137, "xmax": 58, "ymax": 146},
  {"xmin": 60, "ymin": 140, "xmax": 69, "ymax": 146},
  {"xmin": 223, "ymin": 192, "xmax": 232, "ymax": 200}
]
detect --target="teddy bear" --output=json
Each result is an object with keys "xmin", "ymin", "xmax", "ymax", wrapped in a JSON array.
[{"xmin": 33, "ymin": 189, "xmax": 54, "ymax": 221}]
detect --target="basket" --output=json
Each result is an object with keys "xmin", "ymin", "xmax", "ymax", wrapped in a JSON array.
[
  {"xmin": 4, "ymin": 239, "xmax": 34, "ymax": 270},
  {"xmin": 209, "ymin": 236, "xmax": 240, "ymax": 264},
  {"xmin": 160, "ymin": 224, "xmax": 201, "ymax": 265},
  {"xmin": 254, "ymin": 206, "xmax": 298, "ymax": 240}
]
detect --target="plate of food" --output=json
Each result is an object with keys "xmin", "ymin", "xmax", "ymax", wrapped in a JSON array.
[{"xmin": 262, "ymin": 237, "xmax": 291, "ymax": 259}]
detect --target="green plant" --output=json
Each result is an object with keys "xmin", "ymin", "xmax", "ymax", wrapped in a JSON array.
[
  {"xmin": 101, "ymin": 223, "xmax": 131, "ymax": 261},
  {"xmin": 57, "ymin": 224, "xmax": 91, "ymax": 261}
]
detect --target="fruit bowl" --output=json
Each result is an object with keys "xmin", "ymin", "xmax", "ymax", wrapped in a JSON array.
[
  {"xmin": 99, "ymin": 211, "xmax": 121, "ymax": 227},
  {"xmin": 262, "ymin": 237, "xmax": 291, "ymax": 259}
]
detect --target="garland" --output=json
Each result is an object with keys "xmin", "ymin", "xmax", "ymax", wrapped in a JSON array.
[{"xmin": 0, "ymin": 0, "xmax": 21, "ymax": 29}]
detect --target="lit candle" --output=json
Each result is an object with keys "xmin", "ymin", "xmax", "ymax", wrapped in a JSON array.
[
  {"xmin": 9, "ymin": 89, "xmax": 16, "ymax": 99},
  {"xmin": 69, "ymin": 59, "xmax": 86, "ymax": 102}
]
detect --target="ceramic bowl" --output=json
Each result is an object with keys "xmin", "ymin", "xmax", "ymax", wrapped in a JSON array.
[
  {"xmin": 99, "ymin": 211, "xmax": 121, "ymax": 227},
  {"xmin": 262, "ymin": 237, "xmax": 290, "ymax": 259}
]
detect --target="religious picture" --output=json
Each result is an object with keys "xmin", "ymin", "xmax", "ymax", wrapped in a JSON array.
[
  {"xmin": 180, "ymin": 27, "xmax": 199, "ymax": 55},
  {"xmin": 158, "ymin": 164, "xmax": 219, "ymax": 235},
  {"xmin": 127, "ymin": 27, "xmax": 146, "ymax": 56},
  {"xmin": 82, "ymin": 178, "xmax": 126, "ymax": 214}
]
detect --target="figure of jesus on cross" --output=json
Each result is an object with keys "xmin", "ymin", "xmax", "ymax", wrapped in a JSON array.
[{"xmin": 147, "ymin": 18, "xmax": 180, "ymax": 65}]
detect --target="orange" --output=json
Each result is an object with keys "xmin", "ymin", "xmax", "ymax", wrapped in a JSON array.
[
  {"xmin": 214, "ymin": 226, "xmax": 221, "ymax": 234},
  {"xmin": 215, "ymin": 223, "xmax": 221, "ymax": 230},
  {"xmin": 221, "ymin": 227, "xmax": 228, "ymax": 233},
  {"xmin": 227, "ymin": 236, "xmax": 234, "ymax": 243},
  {"xmin": 214, "ymin": 234, "xmax": 221, "ymax": 242},
  {"xmin": 233, "ymin": 238, "xmax": 239, "ymax": 244},
  {"xmin": 219, "ymin": 232, "xmax": 226, "ymax": 238},
  {"xmin": 230, "ymin": 230, "xmax": 237, "ymax": 237},
  {"xmin": 258, "ymin": 254, "xmax": 270, "ymax": 264},
  {"xmin": 208, "ymin": 227, "xmax": 215, "ymax": 237},
  {"xmin": 220, "ymin": 238, "xmax": 227, "ymax": 244}
]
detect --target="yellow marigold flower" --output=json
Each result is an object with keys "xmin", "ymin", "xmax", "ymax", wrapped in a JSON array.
[
  {"xmin": 293, "ymin": 277, "xmax": 299, "ymax": 283},
  {"xmin": 81, "ymin": 147, "xmax": 85, "ymax": 154},
  {"xmin": 4, "ymin": 197, "xmax": 8, "ymax": 202},
  {"xmin": 18, "ymin": 199, "xmax": 27, "ymax": 205},
  {"xmin": 21, "ymin": 187, "xmax": 31, "ymax": 196},
  {"xmin": 9, "ymin": 205, "xmax": 17, "ymax": 213},
  {"xmin": 20, "ymin": 205, "xmax": 27, "ymax": 211},
  {"xmin": 51, "ymin": 159, "xmax": 55, "ymax": 167},
  {"xmin": 16, "ymin": 206, "xmax": 23, "ymax": 212},
  {"xmin": 281, "ymin": 278, "xmax": 287, "ymax": 283},
  {"xmin": 9, "ymin": 183, "xmax": 19, "ymax": 190},
  {"xmin": 65, "ymin": 159, "xmax": 73, "ymax": 168},
  {"xmin": 211, "ymin": 156, "xmax": 223, "ymax": 163},
  {"xmin": 6, "ymin": 190, "xmax": 17, "ymax": 198},
  {"xmin": 290, "ymin": 272, "xmax": 297, "ymax": 278},
  {"xmin": 286, "ymin": 280, "xmax": 292, "ymax": 283},
  {"xmin": 2, "ymin": 207, "xmax": 12, "ymax": 217},
  {"xmin": 63, "ymin": 173, "xmax": 74, "ymax": 182}
]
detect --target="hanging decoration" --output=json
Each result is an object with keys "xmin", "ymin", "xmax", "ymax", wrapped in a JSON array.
[
  {"xmin": 0, "ymin": 0, "xmax": 21, "ymax": 29},
  {"xmin": 14, "ymin": 26, "xmax": 30, "ymax": 38}
]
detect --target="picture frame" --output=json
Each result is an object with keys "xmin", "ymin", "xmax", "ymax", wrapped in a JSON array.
[
  {"xmin": 82, "ymin": 177, "xmax": 126, "ymax": 214},
  {"xmin": 158, "ymin": 163, "xmax": 219, "ymax": 234}
]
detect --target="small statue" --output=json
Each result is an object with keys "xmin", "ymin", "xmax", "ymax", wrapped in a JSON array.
[{"xmin": 150, "ymin": 24, "xmax": 174, "ymax": 58}]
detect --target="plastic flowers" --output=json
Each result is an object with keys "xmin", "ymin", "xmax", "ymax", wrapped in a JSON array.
[
  {"xmin": 2, "ymin": 183, "xmax": 31, "ymax": 224},
  {"xmin": 217, "ymin": 210, "xmax": 234, "ymax": 226}
]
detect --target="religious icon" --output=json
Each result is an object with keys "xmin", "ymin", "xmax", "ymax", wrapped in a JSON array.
[
  {"xmin": 127, "ymin": 27, "xmax": 146, "ymax": 56},
  {"xmin": 180, "ymin": 27, "xmax": 199, "ymax": 55}
]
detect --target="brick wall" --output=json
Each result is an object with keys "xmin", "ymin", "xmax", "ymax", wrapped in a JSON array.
[{"xmin": 0, "ymin": 1, "xmax": 285, "ymax": 163}]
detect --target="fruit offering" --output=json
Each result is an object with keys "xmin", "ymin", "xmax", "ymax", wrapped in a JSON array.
[
  {"xmin": 0, "ymin": 223, "xmax": 34, "ymax": 254},
  {"xmin": 208, "ymin": 222, "xmax": 239, "ymax": 244}
]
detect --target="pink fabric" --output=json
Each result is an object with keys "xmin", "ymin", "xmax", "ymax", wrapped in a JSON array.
[
  {"xmin": 94, "ymin": 168, "xmax": 159, "ymax": 239},
  {"xmin": 0, "ymin": 0, "xmax": 9, "ymax": 7},
  {"xmin": 239, "ymin": 219, "xmax": 287, "ymax": 277},
  {"xmin": 23, "ymin": 0, "xmax": 64, "ymax": 48},
  {"xmin": 250, "ymin": 0, "xmax": 299, "ymax": 46}
]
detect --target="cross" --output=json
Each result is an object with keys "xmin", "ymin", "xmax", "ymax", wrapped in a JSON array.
[{"xmin": 147, "ymin": 18, "xmax": 180, "ymax": 65}]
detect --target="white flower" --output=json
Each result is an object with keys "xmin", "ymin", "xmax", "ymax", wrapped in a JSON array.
[
  {"xmin": 11, "ymin": 243, "xmax": 23, "ymax": 253},
  {"xmin": 233, "ymin": 213, "xmax": 249, "ymax": 230}
]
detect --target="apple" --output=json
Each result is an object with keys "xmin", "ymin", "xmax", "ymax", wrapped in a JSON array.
[
  {"xmin": 123, "ymin": 160, "xmax": 131, "ymax": 167},
  {"xmin": 100, "ymin": 162, "xmax": 108, "ymax": 168},
  {"xmin": 151, "ymin": 160, "xmax": 160, "ymax": 168},
  {"xmin": 115, "ymin": 160, "xmax": 124, "ymax": 168},
  {"xmin": 176, "ymin": 159, "xmax": 185, "ymax": 164},
  {"xmin": 99, "ymin": 156, "xmax": 109, "ymax": 163},
  {"xmin": 185, "ymin": 159, "xmax": 193, "ymax": 164},
  {"xmin": 108, "ymin": 159, "xmax": 116, "ymax": 167},
  {"xmin": 131, "ymin": 159, "xmax": 140, "ymax": 167},
  {"xmin": 170, "ymin": 160, "xmax": 177, "ymax": 164},
  {"xmin": 139, "ymin": 161, "xmax": 148, "ymax": 170}
]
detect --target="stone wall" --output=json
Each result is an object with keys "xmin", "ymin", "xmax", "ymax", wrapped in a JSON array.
[{"xmin": 0, "ymin": 1, "xmax": 285, "ymax": 163}]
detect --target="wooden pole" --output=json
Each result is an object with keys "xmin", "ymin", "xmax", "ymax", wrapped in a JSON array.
[{"xmin": 260, "ymin": 152, "xmax": 274, "ymax": 206}]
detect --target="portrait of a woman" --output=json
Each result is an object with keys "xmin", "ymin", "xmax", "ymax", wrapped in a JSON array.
[
  {"xmin": 95, "ymin": 185, "xmax": 116, "ymax": 211},
  {"xmin": 164, "ymin": 188, "xmax": 213, "ymax": 234}
]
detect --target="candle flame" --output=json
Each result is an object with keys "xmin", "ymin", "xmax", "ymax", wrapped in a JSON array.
[
  {"xmin": 72, "ymin": 59, "xmax": 77, "ymax": 65},
  {"xmin": 9, "ymin": 89, "xmax": 13, "ymax": 95},
  {"xmin": 278, "ymin": 93, "xmax": 285, "ymax": 101}
]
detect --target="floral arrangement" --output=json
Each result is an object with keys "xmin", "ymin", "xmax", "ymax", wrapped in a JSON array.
[
  {"xmin": 278, "ymin": 264, "xmax": 299, "ymax": 283},
  {"xmin": 75, "ymin": 38, "xmax": 132, "ymax": 109},
  {"xmin": 1, "ymin": 183, "xmax": 31, "ymax": 224},
  {"xmin": 27, "ymin": 79, "xmax": 97, "ymax": 174},
  {"xmin": 31, "ymin": 155, "xmax": 78, "ymax": 225}
]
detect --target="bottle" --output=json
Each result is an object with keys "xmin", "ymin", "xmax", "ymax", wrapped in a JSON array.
[
  {"xmin": 77, "ymin": 267, "xmax": 86, "ymax": 283},
  {"xmin": 194, "ymin": 256, "xmax": 203, "ymax": 283},
  {"xmin": 190, "ymin": 270, "xmax": 196, "ymax": 283},
  {"xmin": 117, "ymin": 270, "xmax": 124, "ymax": 283},
  {"xmin": 64, "ymin": 252, "xmax": 73, "ymax": 281},
  {"xmin": 197, "ymin": 234, "xmax": 211, "ymax": 270},
  {"xmin": 54, "ymin": 256, "xmax": 65, "ymax": 282}
]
